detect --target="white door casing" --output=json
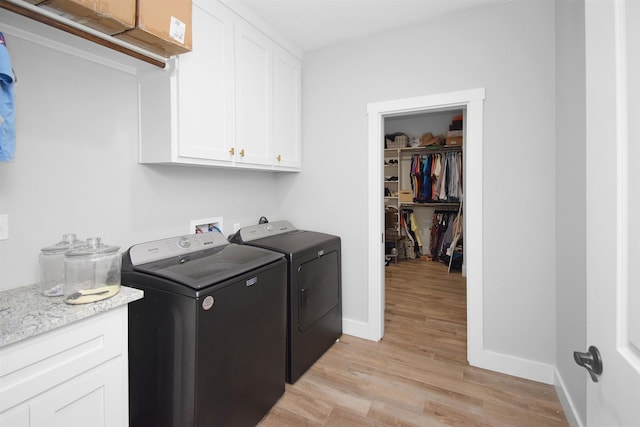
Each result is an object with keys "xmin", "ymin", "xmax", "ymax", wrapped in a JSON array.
[
  {"xmin": 366, "ymin": 88, "xmax": 485, "ymax": 367},
  {"xmin": 585, "ymin": 0, "xmax": 640, "ymax": 425}
]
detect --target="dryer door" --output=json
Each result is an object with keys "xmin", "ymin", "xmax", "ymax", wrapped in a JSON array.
[{"xmin": 297, "ymin": 250, "xmax": 340, "ymax": 332}]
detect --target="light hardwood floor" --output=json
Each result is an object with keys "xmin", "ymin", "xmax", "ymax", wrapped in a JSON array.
[{"xmin": 259, "ymin": 259, "xmax": 569, "ymax": 426}]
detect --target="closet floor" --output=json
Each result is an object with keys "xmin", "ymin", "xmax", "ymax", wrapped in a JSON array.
[{"xmin": 258, "ymin": 259, "xmax": 569, "ymax": 426}]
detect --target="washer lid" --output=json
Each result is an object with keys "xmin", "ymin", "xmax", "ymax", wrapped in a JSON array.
[
  {"xmin": 131, "ymin": 243, "xmax": 283, "ymax": 289},
  {"xmin": 127, "ymin": 234, "xmax": 284, "ymax": 289}
]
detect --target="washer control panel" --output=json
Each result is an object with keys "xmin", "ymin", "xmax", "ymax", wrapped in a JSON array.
[
  {"xmin": 129, "ymin": 232, "xmax": 228, "ymax": 265},
  {"xmin": 234, "ymin": 220, "xmax": 296, "ymax": 242}
]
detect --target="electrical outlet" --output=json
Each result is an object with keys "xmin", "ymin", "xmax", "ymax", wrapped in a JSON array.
[{"xmin": 0, "ymin": 214, "xmax": 8, "ymax": 240}]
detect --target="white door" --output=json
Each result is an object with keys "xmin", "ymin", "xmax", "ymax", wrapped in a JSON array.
[{"xmin": 584, "ymin": 0, "xmax": 640, "ymax": 425}]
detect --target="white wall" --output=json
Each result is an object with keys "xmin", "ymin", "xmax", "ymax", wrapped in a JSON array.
[
  {"xmin": 279, "ymin": 0, "xmax": 557, "ymax": 369},
  {"xmin": 555, "ymin": 0, "xmax": 587, "ymax": 424},
  {"xmin": 0, "ymin": 34, "xmax": 280, "ymax": 290}
]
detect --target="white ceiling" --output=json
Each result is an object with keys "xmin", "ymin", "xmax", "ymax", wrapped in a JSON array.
[{"xmin": 220, "ymin": 0, "xmax": 508, "ymax": 52}]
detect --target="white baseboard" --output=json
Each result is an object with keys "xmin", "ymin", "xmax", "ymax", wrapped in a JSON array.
[
  {"xmin": 473, "ymin": 349, "xmax": 556, "ymax": 384},
  {"xmin": 554, "ymin": 369, "xmax": 585, "ymax": 427},
  {"xmin": 342, "ymin": 317, "xmax": 380, "ymax": 342}
]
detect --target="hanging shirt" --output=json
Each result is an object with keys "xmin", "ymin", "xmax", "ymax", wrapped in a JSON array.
[
  {"xmin": 432, "ymin": 154, "xmax": 441, "ymax": 200},
  {"xmin": 447, "ymin": 152, "xmax": 458, "ymax": 200},
  {"xmin": 422, "ymin": 154, "xmax": 431, "ymax": 201},
  {"xmin": 439, "ymin": 154, "xmax": 448, "ymax": 200},
  {"xmin": 457, "ymin": 152, "xmax": 463, "ymax": 197},
  {"xmin": 0, "ymin": 33, "xmax": 16, "ymax": 162},
  {"xmin": 409, "ymin": 211, "xmax": 422, "ymax": 248}
]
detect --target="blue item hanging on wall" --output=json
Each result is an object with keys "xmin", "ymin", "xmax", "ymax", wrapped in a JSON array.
[{"xmin": 0, "ymin": 32, "xmax": 16, "ymax": 162}]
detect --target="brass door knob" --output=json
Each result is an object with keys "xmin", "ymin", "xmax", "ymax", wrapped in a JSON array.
[
  {"xmin": 240, "ymin": 149, "xmax": 245, "ymax": 157},
  {"xmin": 277, "ymin": 155, "xmax": 281, "ymax": 162},
  {"xmin": 229, "ymin": 147, "xmax": 235, "ymax": 155}
]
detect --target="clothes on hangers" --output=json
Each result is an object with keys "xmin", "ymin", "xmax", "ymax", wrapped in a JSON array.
[
  {"xmin": 409, "ymin": 151, "xmax": 463, "ymax": 203},
  {"xmin": 429, "ymin": 210, "xmax": 463, "ymax": 267},
  {"xmin": 409, "ymin": 211, "xmax": 422, "ymax": 249},
  {"xmin": 401, "ymin": 208, "xmax": 422, "ymax": 258},
  {"xmin": 399, "ymin": 210, "xmax": 418, "ymax": 259}
]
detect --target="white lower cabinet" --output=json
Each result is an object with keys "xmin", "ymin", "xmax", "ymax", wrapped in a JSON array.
[
  {"xmin": 29, "ymin": 357, "xmax": 125, "ymax": 427},
  {"xmin": 0, "ymin": 307, "xmax": 129, "ymax": 427},
  {"xmin": 138, "ymin": 0, "xmax": 301, "ymax": 171}
]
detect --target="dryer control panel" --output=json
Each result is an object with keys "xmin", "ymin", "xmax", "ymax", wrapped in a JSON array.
[{"xmin": 231, "ymin": 220, "xmax": 297, "ymax": 242}]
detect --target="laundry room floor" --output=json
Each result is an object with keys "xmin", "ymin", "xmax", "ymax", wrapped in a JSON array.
[{"xmin": 258, "ymin": 259, "xmax": 569, "ymax": 426}]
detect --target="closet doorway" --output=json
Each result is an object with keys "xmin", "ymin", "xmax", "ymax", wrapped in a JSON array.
[{"xmin": 367, "ymin": 88, "xmax": 485, "ymax": 366}]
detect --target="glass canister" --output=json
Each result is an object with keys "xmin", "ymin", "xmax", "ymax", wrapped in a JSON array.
[
  {"xmin": 63, "ymin": 237, "xmax": 121, "ymax": 305},
  {"xmin": 39, "ymin": 233, "xmax": 83, "ymax": 296}
]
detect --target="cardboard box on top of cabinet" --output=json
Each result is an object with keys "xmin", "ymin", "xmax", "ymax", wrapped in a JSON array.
[
  {"xmin": 114, "ymin": 0, "xmax": 192, "ymax": 57},
  {"xmin": 39, "ymin": 0, "xmax": 135, "ymax": 35}
]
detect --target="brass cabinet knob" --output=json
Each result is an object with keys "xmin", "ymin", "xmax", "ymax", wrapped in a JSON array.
[
  {"xmin": 229, "ymin": 147, "xmax": 235, "ymax": 155},
  {"xmin": 240, "ymin": 149, "xmax": 245, "ymax": 157},
  {"xmin": 277, "ymin": 155, "xmax": 281, "ymax": 162}
]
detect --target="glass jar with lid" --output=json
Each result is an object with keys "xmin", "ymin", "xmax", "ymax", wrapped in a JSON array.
[
  {"xmin": 63, "ymin": 237, "xmax": 121, "ymax": 305},
  {"xmin": 39, "ymin": 233, "xmax": 83, "ymax": 296}
]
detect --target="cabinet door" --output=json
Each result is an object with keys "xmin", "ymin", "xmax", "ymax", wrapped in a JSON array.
[
  {"xmin": 176, "ymin": 2, "xmax": 234, "ymax": 162},
  {"xmin": 30, "ymin": 357, "xmax": 126, "ymax": 427},
  {"xmin": 234, "ymin": 20, "xmax": 272, "ymax": 166},
  {"xmin": 0, "ymin": 405, "xmax": 30, "ymax": 427},
  {"xmin": 273, "ymin": 46, "xmax": 301, "ymax": 170}
]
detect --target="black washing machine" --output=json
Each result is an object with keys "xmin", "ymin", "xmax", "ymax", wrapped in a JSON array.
[
  {"xmin": 230, "ymin": 220, "xmax": 342, "ymax": 384},
  {"xmin": 121, "ymin": 232, "xmax": 287, "ymax": 427}
]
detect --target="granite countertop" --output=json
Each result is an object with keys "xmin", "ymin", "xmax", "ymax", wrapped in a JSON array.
[{"xmin": 0, "ymin": 284, "xmax": 143, "ymax": 348}]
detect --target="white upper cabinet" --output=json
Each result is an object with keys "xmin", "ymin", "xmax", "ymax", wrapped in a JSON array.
[
  {"xmin": 176, "ymin": 1, "xmax": 234, "ymax": 163},
  {"xmin": 234, "ymin": 19, "xmax": 272, "ymax": 167},
  {"xmin": 273, "ymin": 46, "xmax": 302, "ymax": 170},
  {"xmin": 138, "ymin": 0, "xmax": 302, "ymax": 171}
]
